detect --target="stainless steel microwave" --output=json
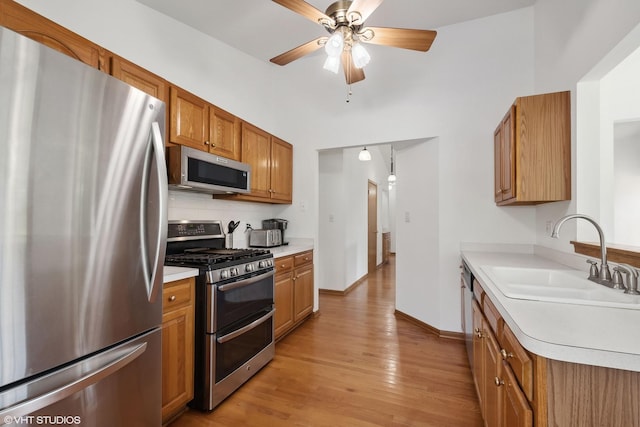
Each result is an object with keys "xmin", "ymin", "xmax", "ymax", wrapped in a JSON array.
[{"xmin": 167, "ymin": 145, "xmax": 251, "ymax": 194}]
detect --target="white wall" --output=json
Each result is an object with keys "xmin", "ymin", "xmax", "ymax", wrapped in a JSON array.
[{"xmin": 613, "ymin": 121, "xmax": 640, "ymax": 245}]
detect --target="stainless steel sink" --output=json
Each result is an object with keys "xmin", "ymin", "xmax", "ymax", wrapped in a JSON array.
[{"xmin": 481, "ymin": 266, "xmax": 640, "ymax": 309}]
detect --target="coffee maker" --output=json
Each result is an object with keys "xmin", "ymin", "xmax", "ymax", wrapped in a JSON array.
[{"xmin": 262, "ymin": 218, "xmax": 288, "ymax": 245}]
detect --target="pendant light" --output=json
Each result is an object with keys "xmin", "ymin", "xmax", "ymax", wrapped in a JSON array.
[
  {"xmin": 388, "ymin": 147, "xmax": 396, "ymax": 183},
  {"xmin": 358, "ymin": 147, "xmax": 371, "ymax": 161}
]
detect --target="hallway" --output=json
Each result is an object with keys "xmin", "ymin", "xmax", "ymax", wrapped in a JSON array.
[{"xmin": 170, "ymin": 257, "xmax": 483, "ymax": 426}]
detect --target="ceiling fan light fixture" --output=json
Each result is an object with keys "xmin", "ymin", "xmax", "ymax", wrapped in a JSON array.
[
  {"xmin": 351, "ymin": 43, "xmax": 370, "ymax": 69},
  {"xmin": 324, "ymin": 32, "xmax": 344, "ymax": 57},
  {"xmin": 323, "ymin": 55, "xmax": 341, "ymax": 74},
  {"xmin": 358, "ymin": 147, "xmax": 372, "ymax": 162}
]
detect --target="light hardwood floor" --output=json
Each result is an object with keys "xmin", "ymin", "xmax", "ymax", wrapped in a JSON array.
[{"xmin": 169, "ymin": 256, "xmax": 483, "ymax": 427}]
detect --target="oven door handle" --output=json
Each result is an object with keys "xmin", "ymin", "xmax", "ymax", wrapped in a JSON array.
[
  {"xmin": 216, "ymin": 310, "xmax": 274, "ymax": 344},
  {"xmin": 217, "ymin": 270, "xmax": 275, "ymax": 292}
]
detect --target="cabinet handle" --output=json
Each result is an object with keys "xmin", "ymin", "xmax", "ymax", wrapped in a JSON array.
[
  {"xmin": 204, "ymin": 140, "xmax": 210, "ymax": 146},
  {"xmin": 474, "ymin": 327, "xmax": 483, "ymax": 338},
  {"xmin": 500, "ymin": 349, "xmax": 513, "ymax": 360},
  {"xmin": 168, "ymin": 295, "xmax": 176, "ymax": 302},
  {"xmin": 494, "ymin": 377, "xmax": 504, "ymax": 387}
]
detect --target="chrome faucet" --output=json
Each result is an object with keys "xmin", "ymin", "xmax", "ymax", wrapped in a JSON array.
[
  {"xmin": 614, "ymin": 264, "xmax": 640, "ymax": 295},
  {"xmin": 551, "ymin": 214, "xmax": 612, "ymax": 285}
]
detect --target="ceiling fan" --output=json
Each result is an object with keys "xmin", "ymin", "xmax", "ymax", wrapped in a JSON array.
[{"xmin": 270, "ymin": 0, "xmax": 437, "ymax": 84}]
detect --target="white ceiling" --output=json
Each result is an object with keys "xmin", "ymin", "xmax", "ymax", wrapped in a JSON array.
[{"xmin": 136, "ymin": 0, "xmax": 535, "ymax": 64}]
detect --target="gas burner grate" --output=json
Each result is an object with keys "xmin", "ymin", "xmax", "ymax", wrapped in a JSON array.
[{"xmin": 166, "ymin": 248, "xmax": 272, "ymax": 267}]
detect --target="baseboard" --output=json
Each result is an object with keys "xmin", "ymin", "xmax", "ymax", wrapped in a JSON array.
[
  {"xmin": 394, "ymin": 310, "xmax": 464, "ymax": 341},
  {"xmin": 318, "ymin": 274, "xmax": 367, "ymax": 296}
]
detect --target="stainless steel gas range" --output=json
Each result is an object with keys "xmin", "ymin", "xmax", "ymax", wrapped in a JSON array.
[{"xmin": 165, "ymin": 220, "xmax": 275, "ymax": 410}]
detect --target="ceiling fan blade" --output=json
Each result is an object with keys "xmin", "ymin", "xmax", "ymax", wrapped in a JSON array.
[
  {"xmin": 270, "ymin": 37, "xmax": 326, "ymax": 65},
  {"xmin": 341, "ymin": 50, "xmax": 365, "ymax": 84},
  {"xmin": 362, "ymin": 27, "xmax": 437, "ymax": 52},
  {"xmin": 272, "ymin": 0, "xmax": 333, "ymax": 25},
  {"xmin": 347, "ymin": 0, "xmax": 384, "ymax": 23}
]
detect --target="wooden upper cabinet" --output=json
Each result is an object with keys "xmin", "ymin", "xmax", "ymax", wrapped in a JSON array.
[
  {"xmin": 235, "ymin": 122, "xmax": 293, "ymax": 204},
  {"xmin": 270, "ymin": 136, "xmax": 293, "ymax": 202},
  {"xmin": 241, "ymin": 122, "xmax": 272, "ymax": 199},
  {"xmin": 0, "ymin": 0, "xmax": 107, "ymax": 71},
  {"xmin": 494, "ymin": 90, "xmax": 571, "ymax": 205},
  {"xmin": 210, "ymin": 106, "xmax": 241, "ymax": 160},
  {"xmin": 170, "ymin": 87, "xmax": 208, "ymax": 151},
  {"xmin": 111, "ymin": 55, "xmax": 168, "ymax": 101},
  {"xmin": 111, "ymin": 56, "xmax": 170, "ymax": 144},
  {"xmin": 169, "ymin": 86, "xmax": 241, "ymax": 160}
]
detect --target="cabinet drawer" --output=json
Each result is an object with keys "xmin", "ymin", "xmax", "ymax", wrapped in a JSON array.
[
  {"xmin": 294, "ymin": 250, "xmax": 313, "ymax": 267},
  {"xmin": 275, "ymin": 256, "xmax": 294, "ymax": 273},
  {"xmin": 163, "ymin": 278, "xmax": 193, "ymax": 313},
  {"xmin": 501, "ymin": 323, "xmax": 533, "ymax": 401},
  {"xmin": 483, "ymin": 295, "xmax": 502, "ymax": 337}
]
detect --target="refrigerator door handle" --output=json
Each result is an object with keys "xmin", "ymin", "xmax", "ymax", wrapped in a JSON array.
[
  {"xmin": 0, "ymin": 342, "xmax": 147, "ymax": 422},
  {"xmin": 140, "ymin": 121, "xmax": 168, "ymax": 303}
]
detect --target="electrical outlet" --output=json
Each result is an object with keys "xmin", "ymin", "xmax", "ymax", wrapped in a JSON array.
[
  {"xmin": 545, "ymin": 220, "xmax": 553, "ymax": 234},
  {"xmin": 404, "ymin": 211, "xmax": 411, "ymax": 223}
]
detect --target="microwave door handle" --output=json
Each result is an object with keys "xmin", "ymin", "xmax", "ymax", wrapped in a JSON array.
[
  {"xmin": 140, "ymin": 121, "xmax": 168, "ymax": 303},
  {"xmin": 216, "ymin": 310, "xmax": 274, "ymax": 344},
  {"xmin": 217, "ymin": 270, "xmax": 275, "ymax": 292}
]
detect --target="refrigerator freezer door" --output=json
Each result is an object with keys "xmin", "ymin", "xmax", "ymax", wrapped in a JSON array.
[
  {"xmin": 0, "ymin": 328, "xmax": 162, "ymax": 426},
  {"xmin": 0, "ymin": 26, "xmax": 167, "ymax": 388}
]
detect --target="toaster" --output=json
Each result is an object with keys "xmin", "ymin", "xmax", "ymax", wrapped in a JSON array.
[{"xmin": 249, "ymin": 229, "xmax": 282, "ymax": 247}]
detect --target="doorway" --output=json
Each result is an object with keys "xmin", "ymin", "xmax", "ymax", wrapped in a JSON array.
[{"xmin": 368, "ymin": 180, "xmax": 377, "ymax": 274}]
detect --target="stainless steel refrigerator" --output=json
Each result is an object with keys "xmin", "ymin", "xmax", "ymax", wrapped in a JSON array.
[{"xmin": 0, "ymin": 26, "xmax": 167, "ymax": 426}]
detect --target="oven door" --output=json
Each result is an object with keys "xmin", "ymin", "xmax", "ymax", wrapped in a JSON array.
[
  {"xmin": 209, "ymin": 269, "xmax": 275, "ymax": 332},
  {"xmin": 195, "ymin": 308, "xmax": 275, "ymax": 410},
  {"xmin": 215, "ymin": 308, "xmax": 274, "ymax": 382}
]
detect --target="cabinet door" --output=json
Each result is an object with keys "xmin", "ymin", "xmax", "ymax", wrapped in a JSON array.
[
  {"xmin": 494, "ymin": 107, "xmax": 515, "ymax": 202},
  {"xmin": 0, "ymin": 0, "xmax": 105, "ymax": 70},
  {"xmin": 161, "ymin": 304, "xmax": 194, "ymax": 422},
  {"xmin": 209, "ymin": 106, "xmax": 241, "ymax": 160},
  {"xmin": 484, "ymin": 325, "xmax": 503, "ymax": 427},
  {"xmin": 169, "ymin": 87, "xmax": 209, "ymax": 151},
  {"xmin": 111, "ymin": 56, "xmax": 170, "ymax": 144},
  {"xmin": 293, "ymin": 264, "xmax": 314, "ymax": 322},
  {"xmin": 274, "ymin": 272, "xmax": 294, "ymax": 339},
  {"xmin": 241, "ymin": 122, "xmax": 272, "ymax": 199},
  {"xmin": 501, "ymin": 363, "xmax": 533, "ymax": 427},
  {"xmin": 270, "ymin": 136, "xmax": 293, "ymax": 202},
  {"xmin": 472, "ymin": 300, "xmax": 485, "ymax": 410}
]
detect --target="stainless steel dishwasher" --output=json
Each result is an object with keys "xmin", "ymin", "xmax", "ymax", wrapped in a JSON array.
[{"xmin": 460, "ymin": 259, "xmax": 474, "ymax": 369}]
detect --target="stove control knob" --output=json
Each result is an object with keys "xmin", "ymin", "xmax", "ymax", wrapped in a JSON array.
[
  {"xmin": 246, "ymin": 263, "xmax": 254, "ymax": 272},
  {"xmin": 220, "ymin": 270, "xmax": 229, "ymax": 280},
  {"xmin": 230, "ymin": 268, "xmax": 238, "ymax": 277},
  {"xmin": 258, "ymin": 261, "xmax": 266, "ymax": 268}
]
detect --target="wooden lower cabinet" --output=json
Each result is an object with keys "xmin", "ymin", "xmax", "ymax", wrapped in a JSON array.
[
  {"xmin": 161, "ymin": 277, "xmax": 195, "ymax": 424},
  {"xmin": 472, "ymin": 284, "xmax": 532, "ymax": 427},
  {"xmin": 471, "ymin": 278, "xmax": 640, "ymax": 427},
  {"xmin": 274, "ymin": 250, "xmax": 314, "ymax": 340}
]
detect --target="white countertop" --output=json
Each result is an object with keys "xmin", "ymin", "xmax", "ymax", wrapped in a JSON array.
[
  {"xmin": 461, "ymin": 249, "xmax": 640, "ymax": 372},
  {"xmin": 163, "ymin": 266, "xmax": 199, "ymax": 283},
  {"xmin": 268, "ymin": 238, "xmax": 314, "ymax": 258}
]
